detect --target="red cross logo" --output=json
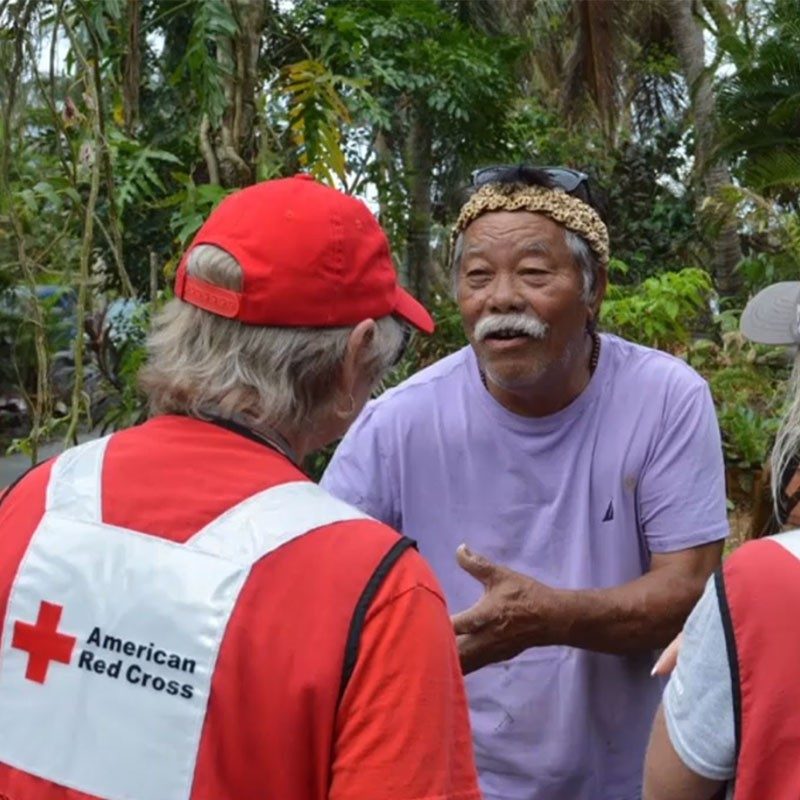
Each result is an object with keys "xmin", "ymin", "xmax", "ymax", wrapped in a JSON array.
[{"xmin": 11, "ymin": 601, "xmax": 76, "ymax": 684}]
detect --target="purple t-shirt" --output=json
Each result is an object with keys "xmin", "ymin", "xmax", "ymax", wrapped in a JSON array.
[{"xmin": 322, "ymin": 334, "xmax": 729, "ymax": 800}]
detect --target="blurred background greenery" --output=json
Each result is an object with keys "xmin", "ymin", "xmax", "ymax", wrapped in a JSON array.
[{"xmin": 1, "ymin": 0, "xmax": 799, "ymax": 534}]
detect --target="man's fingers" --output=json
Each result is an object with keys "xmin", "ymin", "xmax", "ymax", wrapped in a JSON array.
[
  {"xmin": 451, "ymin": 604, "xmax": 489, "ymax": 636},
  {"xmin": 456, "ymin": 543, "xmax": 498, "ymax": 585}
]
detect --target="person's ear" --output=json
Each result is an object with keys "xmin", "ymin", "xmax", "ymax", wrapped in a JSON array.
[
  {"xmin": 592, "ymin": 264, "xmax": 608, "ymax": 317},
  {"xmin": 338, "ymin": 319, "xmax": 376, "ymax": 401}
]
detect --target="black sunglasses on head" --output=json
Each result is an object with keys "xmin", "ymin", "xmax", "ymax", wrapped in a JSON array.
[{"xmin": 470, "ymin": 164, "xmax": 590, "ymax": 195}]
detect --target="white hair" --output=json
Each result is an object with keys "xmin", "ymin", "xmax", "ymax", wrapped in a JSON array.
[
  {"xmin": 772, "ymin": 350, "xmax": 800, "ymax": 516},
  {"xmin": 139, "ymin": 245, "xmax": 405, "ymax": 433},
  {"xmin": 564, "ymin": 231, "xmax": 601, "ymax": 303},
  {"xmin": 451, "ymin": 228, "xmax": 601, "ymax": 303}
]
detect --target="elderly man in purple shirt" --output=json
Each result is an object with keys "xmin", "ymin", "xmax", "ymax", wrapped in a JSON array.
[{"xmin": 322, "ymin": 164, "xmax": 728, "ymax": 800}]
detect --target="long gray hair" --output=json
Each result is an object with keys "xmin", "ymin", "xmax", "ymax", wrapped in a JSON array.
[{"xmin": 772, "ymin": 351, "xmax": 800, "ymax": 515}]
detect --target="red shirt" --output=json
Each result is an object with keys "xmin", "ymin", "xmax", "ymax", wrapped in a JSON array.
[{"xmin": 0, "ymin": 416, "xmax": 480, "ymax": 800}]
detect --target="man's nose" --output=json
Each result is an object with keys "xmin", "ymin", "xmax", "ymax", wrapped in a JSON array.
[{"xmin": 487, "ymin": 272, "xmax": 525, "ymax": 313}]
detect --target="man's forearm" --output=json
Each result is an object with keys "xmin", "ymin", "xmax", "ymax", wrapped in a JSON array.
[
  {"xmin": 452, "ymin": 541, "xmax": 723, "ymax": 672},
  {"xmin": 545, "ymin": 569, "xmax": 703, "ymax": 654}
]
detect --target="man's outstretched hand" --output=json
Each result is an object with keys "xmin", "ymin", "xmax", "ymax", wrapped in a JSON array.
[{"xmin": 451, "ymin": 544, "xmax": 557, "ymax": 674}]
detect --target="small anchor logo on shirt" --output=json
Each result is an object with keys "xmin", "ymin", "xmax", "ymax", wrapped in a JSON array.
[{"xmin": 602, "ymin": 501, "xmax": 614, "ymax": 522}]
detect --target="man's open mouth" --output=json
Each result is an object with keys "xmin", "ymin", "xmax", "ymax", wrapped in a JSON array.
[{"xmin": 484, "ymin": 329, "xmax": 532, "ymax": 341}]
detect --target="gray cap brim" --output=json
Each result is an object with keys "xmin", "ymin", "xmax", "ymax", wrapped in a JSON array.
[{"xmin": 740, "ymin": 281, "xmax": 800, "ymax": 345}]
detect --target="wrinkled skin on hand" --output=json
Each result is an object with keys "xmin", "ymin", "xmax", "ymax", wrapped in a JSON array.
[{"xmin": 451, "ymin": 544, "xmax": 557, "ymax": 674}]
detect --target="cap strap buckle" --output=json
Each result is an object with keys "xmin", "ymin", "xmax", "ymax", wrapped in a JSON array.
[{"xmin": 180, "ymin": 274, "xmax": 242, "ymax": 319}]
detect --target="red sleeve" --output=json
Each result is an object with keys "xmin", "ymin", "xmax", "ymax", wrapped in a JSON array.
[
  {"xmin": 0, "ymin": 460, "xmax": 54, "ymax": 635},
  {"xmin": 329, "ymin": 548, "xmax": 480, "ymax": 800}
]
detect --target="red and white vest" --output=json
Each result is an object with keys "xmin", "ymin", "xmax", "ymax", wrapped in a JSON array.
[
  {"xmin": 720, "ymin": 529, "xmax": 800, "ymax": 799},
  {"xmin": 0, "ymin": 432, "xmax": 411, "ymax": 800}
]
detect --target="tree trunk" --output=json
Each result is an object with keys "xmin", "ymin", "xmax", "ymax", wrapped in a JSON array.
[
  {"xmin": 122, "ymin": 0, "xmax": 141, "ymax": 134},
  {"xmin": 374, "ymin": 128, "xmax": 393, "ymax": 223},
  {"xmin": 215, "ymin": 0, "xmax": 266, "ymax": 187},
  {"xmin": 666, "ymin": 0, "xmax": 743, "ymax": 297},
  {"xmin": 404, "ymin": 103, "xmax": 433, "ymax": 303}
]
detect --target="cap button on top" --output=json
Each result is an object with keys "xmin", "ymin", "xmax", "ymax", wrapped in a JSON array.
[{"xmin": 295, "ymin": 173, "xmax": 315, "ymax": 181}]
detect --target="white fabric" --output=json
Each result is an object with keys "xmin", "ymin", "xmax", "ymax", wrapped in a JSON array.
[
  {"xmin": 0, "ymin": 436, "xmax": 366, "ymax": 800},
  {"xmin": 189, "ymin": 480, "xmax": 368, "ymax": 563},
  {"xmin": 45, "ymin": 435, "xmax": 112, "ymax": 521},
  {"xmin": 663, "ymin": 575, "xmax": 735, "ymax": 796},
  {"xmin": 769, "ymin": 527, "xmax": 800, "ymax": 561}
]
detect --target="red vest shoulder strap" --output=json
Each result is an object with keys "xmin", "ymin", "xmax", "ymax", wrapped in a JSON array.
[{"xmin": 339, "ymin": 535, "xmax": 415, "ymax": 700}]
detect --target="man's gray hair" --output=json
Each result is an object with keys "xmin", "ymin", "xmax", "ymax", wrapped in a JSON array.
[
  {"xmin": 564, "ymin": 231, "xmax": 601, "ymax": 303},
  {"xmin": 451, "ymin": 229, "xmax": 601, "ymax": 304},
  {"xmin": 139, "ymin": 245, "xmax": 405, "ymax": 433}
]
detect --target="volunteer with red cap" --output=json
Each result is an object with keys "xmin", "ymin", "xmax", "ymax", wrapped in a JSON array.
[{"xmin": 0, "ymin": 176, "xmax": 480, "ymax": 800}]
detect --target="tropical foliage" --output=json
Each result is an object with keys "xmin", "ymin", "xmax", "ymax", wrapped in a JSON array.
[{"xmin": 0, "ymin": 0, "xmax": 798, "ymax": 512}]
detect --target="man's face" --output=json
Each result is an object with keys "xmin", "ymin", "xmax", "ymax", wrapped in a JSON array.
[{"xmin": 456, "ymin": 210, "xmax": 592, "ymax": 391}]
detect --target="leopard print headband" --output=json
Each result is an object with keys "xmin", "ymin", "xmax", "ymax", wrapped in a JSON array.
[{"xmin": 452, "ymin": 183, "xmax": 610, "ymax": 265}]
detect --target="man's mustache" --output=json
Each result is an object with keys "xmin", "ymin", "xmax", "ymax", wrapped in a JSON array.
[{"xmin": 474, "ymin": 313, "xmax": 549, "ymax": 341}]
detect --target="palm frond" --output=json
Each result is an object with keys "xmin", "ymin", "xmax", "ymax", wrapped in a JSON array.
[
  {"xmin": 743, "ymin": 150, "xmax": 800, "ymax": 193},
  {"xmin": 279, "ymin": 58, "xmax": 353, "ymax": 185},
  {"xmin": 715, "ymin": 3, "xmax": 800, "ymax": 194},
  {"xmin": 561, "ymin": 0, "xmax": 635, "ymax": 136},
  {"xmin": 625, "ymin": 4, "xmax": 687, "ymax": 133}
]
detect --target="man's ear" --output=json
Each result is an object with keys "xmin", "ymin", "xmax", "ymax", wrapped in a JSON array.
[{"xmin": 339, "ymin": 319, "xmax": 376, "ymax": 396}]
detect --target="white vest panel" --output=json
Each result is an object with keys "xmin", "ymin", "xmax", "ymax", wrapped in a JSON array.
[
  {"xmin": 770, "ymin": 528, "xmax": 800, "ymax": 561},
  {"xmin": 0, "ymin": 435, "xmax": 366, "ymax": 800}
]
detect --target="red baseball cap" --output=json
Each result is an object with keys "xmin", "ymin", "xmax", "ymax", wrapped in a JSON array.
[{"xmin": 174, "ymin": 175, "xmax": 434, "ymax": 334}]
